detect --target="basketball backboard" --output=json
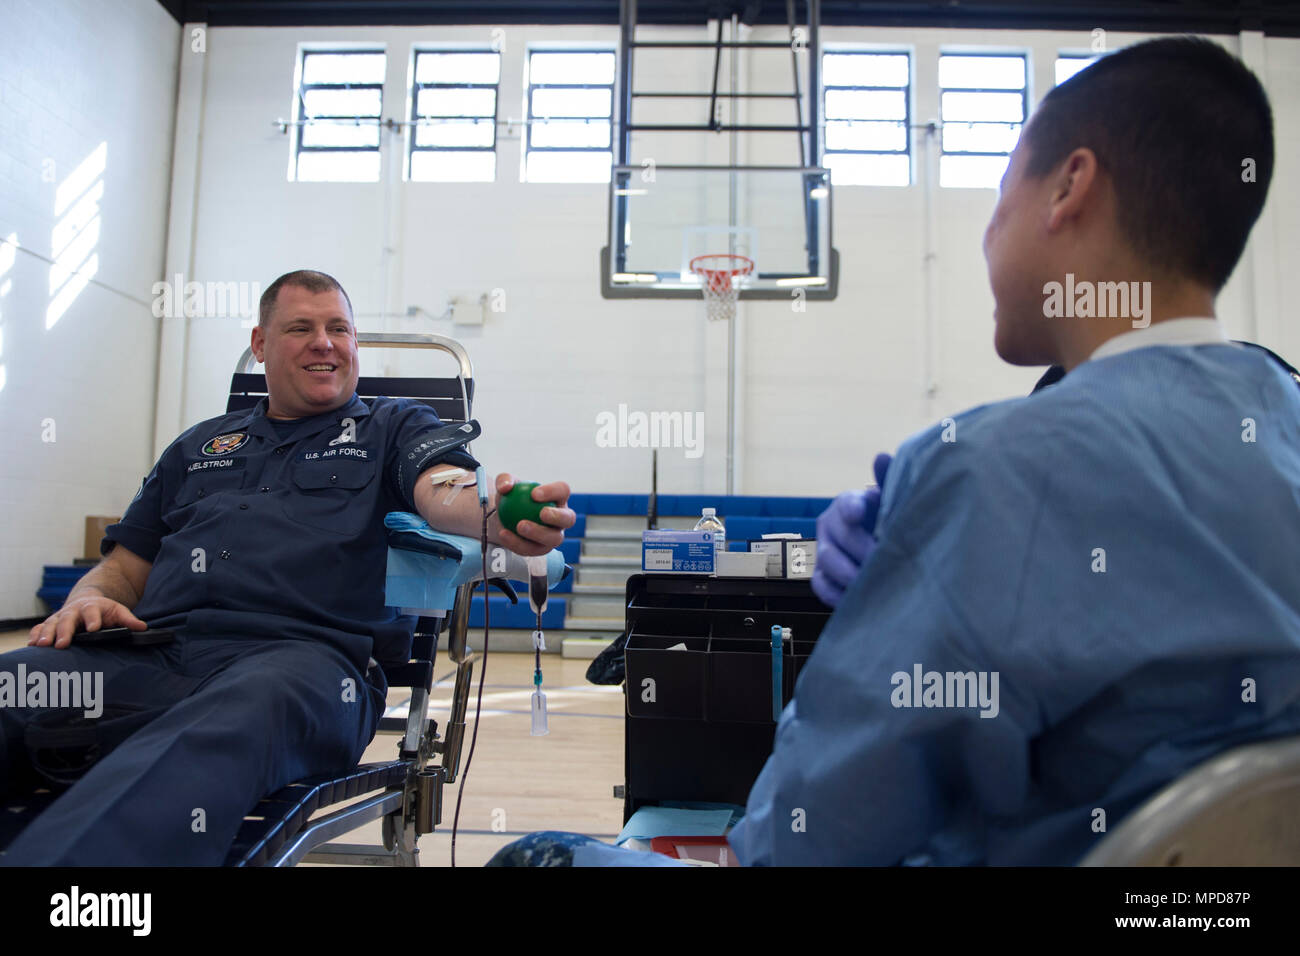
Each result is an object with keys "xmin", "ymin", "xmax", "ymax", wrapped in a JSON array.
[{"xmin": 601, "ymin": 164, "xmax": 837, "ymax": 299}]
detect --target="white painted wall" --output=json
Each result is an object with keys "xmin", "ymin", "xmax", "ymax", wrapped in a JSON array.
[
  {"xmin": 0, "ymin": 0, "xmax": 179, "ymax": 618},
  {"xmin": 177, "ymin": 22, "xmax": 1299, "ymax": 506}
]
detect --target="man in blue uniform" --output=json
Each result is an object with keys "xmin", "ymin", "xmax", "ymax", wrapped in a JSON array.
[
  {"xmin": 0, "ymin": 269, "xmax": 574, "ymax": 865},
  {"xmin": 732, "ymin": 37, "xmax": 1300, "ymax": 865}
]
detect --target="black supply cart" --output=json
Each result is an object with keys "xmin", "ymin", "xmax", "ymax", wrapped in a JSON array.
[{"xmin": 622, "ymin": 573, "xmax": 832, "ymax": 821}]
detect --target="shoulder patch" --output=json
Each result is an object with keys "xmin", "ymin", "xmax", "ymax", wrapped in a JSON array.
[{"xmin": 202, "ymin": 432, "xmax": 250, "ymax": 456}]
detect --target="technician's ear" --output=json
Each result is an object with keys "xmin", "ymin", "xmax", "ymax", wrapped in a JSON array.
[
  {"xmin": 1046, "ymin": 147, "xmax": 1099, "ymax": 232},
  {"xmin": 250, "ymin": 323, "xmax": 265, "ymax": 363}
]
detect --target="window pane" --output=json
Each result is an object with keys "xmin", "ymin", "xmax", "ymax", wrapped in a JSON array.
[
  {"xmin": 1055, "ymin": 56, "xmax": 1098, "ymax": 85},
  {"xmin": 415, "ymin": 51, "xmax": 500, "ymax": 85},
  {"xmin": 531, "ymin": 119, "xmax": 611, "ymax": 148},
  {"xmin": 824, "ymin": 88, "xmax": 905, "ymax": 121},
  {"xmin": 825, "ymin": 120, "xmax": 906, "ymax": 152},
  {"xmin": 941, "ymin": 90, "xmax": 1023, "ymax": 123},
  {"xmin": 532, "ymin": 88, "xmax": 612, "ymax": 118},
  {"xmin": 941, "ymin": 121, "xmax": 1021, "ymax": 154},
  {"xmin": 529, "ymin": 51, "xmax": 616, "ymax": 85},
  {"xmin": 417, "ymin": 88, "xmax": 496, "ymax": 118},
  {"xmin": 302, "ymin": 52, "xmax": 386, "ymax": 85},
  {"xmin": 526, "ymin": 150, "xmax": 611, "ymax": 183},
  {"xmin": 411, "ymin": 150, "xmax": 496, "ymax": 182},
  {"xmin": 826, "ymin": 152, "xmax": 910, "ymax": 187},
  {"xmin": 940, "ymin": 153, "xmax": 1009, "ymax": 189},
  {"xmin": 822, "ymin": 53, "xmax": 908, "ymax": 88},
  {"xmin": 302, "ymin": 88, "xmax": 381, "ymax": 118},
  {"xmin": 301, "ymin": 119, "xmax": 380, "ymax": 148},
  {"xmin": 296, "ymin": 150, "xmax": 381, "ymax": 182},
  {"xmin": 415, "ymin": 119, "xmax": 495, "ymax": 148},
  {"xmin": 938, "ymin": 55, "xmax": 1025, "ymax": 90}
]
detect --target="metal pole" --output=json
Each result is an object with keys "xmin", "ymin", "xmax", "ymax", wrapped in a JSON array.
[
  {"xmin": 615, "ymin": 0, "xmax": 636, "ymax": 273},
  {"xmin": 727, "ymin": 12, "xmax": 739, "ymax": 497}
]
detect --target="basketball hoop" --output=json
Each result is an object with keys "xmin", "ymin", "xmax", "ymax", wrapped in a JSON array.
[{"xmin": 690, "ymin": 254, "xmax": 754, "ymax": 322}]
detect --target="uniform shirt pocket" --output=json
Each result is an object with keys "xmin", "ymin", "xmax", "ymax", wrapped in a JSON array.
[
  {"xmin": 287, "ymin": 457, "xmax": 378, "ymax": 536},
  {"xmin": 170, "ymin": 463, "xmax": 247, "ymax": 514}
]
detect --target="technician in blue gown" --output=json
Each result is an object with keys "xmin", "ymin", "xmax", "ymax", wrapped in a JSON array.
[{"xmin": 732, "ymin": 37, "xmax": 1300, "ymax": 865}]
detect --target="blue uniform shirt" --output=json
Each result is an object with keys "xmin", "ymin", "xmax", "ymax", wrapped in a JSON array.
[
  {"xmin": 102, "ymin": 394, "xmax": 479, "ymax": 670},
  {"xmin": 730, "ymin": 344, "xmax": 1300, "ymax": 865}
]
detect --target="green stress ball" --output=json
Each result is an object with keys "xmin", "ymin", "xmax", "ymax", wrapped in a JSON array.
[{"xmin": 497, "ymin": 482, "xmax": 558, "ymax": 535}]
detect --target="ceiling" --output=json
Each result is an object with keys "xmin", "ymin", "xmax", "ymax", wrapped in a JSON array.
[{"xmin": 153, "ymin": 1, "xmax": 1300, "ymax": 36}]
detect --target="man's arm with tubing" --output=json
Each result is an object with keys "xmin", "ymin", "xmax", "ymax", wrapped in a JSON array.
[{"xmin": 414, "ymin": 464, "xmax": 575, "ymax": 557}]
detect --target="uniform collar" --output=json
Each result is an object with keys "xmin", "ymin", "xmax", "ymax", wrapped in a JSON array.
[
  {"xmin": 1087, "ymin": 317, "xmax": 1230, "ymax": 364},
  {"xmin": 237, "ymin": 393, "xmax": 371, "ymax": 443}
]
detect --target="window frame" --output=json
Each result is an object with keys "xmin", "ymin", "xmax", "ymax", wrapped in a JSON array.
[
  {"xmin": 408, "ymin": 48, "xmax": 502, "ymax": 182},
  {"xmin": 937, "ymin": 51, "xmax": 1028, "ymax": 185},
  {"xmin": 293, "ymin": 48, "xmax": 386, "ymax": 182},
  {"xmin": 524, "ymin": 47, "xmax": 616, "ymax": 177},
  {"xmin": 1054, "ymin": 52, "xmax": 1100, "ymax": 87},
  {"xmin": 820, "ymin": 49, "xmax": 913, "ymax": 187}
]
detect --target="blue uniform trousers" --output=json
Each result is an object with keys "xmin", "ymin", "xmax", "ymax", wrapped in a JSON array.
[{"xmin": 0, "ymin": 630, "xmax": 384, "ymax": 865}]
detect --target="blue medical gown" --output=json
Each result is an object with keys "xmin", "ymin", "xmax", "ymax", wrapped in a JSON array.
[{"xmin": 730, "ymin": 344, "xmax": 1300, "ymax": 865}]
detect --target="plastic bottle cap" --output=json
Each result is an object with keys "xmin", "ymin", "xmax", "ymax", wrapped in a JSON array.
[{"xmin": 703, "ymin": 507, "xmax": 716, "ymax": 516}]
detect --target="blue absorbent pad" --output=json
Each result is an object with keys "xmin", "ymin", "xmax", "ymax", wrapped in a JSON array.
[{"xmin": 616, "ymin": 806, "xmax": 734, "ymax": 845}]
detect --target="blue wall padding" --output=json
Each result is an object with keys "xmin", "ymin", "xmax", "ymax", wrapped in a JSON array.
[
  {"xmin": 469, "ymin": 595, "xmax": 566, "ymax": 628},
  {"xmin": 567, "ymin": 493, "xmax": 649, "ymax": 515},
  {"xmin": 724, "ymin": 517, "xmax": 818, "ymax": 541}
]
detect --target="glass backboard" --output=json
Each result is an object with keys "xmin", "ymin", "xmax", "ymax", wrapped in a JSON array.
[{"xmin": 601, "ymin": 164, "xmax": 837, "ymax": 299}]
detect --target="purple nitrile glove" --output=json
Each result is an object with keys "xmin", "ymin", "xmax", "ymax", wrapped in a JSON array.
[{"xmin": 811, "ymin": 453, "xmax": 893, "ymax": 608}]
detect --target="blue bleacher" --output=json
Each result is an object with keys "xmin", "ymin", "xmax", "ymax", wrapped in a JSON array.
[{"xmin": 37, "ymin": 565, "xmax": 91, "ymax": 613}]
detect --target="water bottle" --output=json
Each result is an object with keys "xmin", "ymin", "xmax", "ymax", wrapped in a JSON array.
[{"xmin": 693, "ymin": 507, "xmax": 726, "ymax": 560}]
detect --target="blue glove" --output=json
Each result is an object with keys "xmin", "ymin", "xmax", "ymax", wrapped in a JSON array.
[{"xmin": 811, "ymin": 453, "xmax": 893, "ymax": 608}]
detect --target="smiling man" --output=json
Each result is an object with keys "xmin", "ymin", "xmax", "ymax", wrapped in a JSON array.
[{"xmin": 0, "ymin": 269, "xmax": 573, "ymax": 866}]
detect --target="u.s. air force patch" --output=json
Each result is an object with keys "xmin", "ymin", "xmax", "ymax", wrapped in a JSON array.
[{"xmin": 202, "ymin": 432, "xmax": 249, "ymax": 456}]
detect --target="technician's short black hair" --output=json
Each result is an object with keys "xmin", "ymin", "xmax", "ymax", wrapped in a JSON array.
[
  {"xmin": 1022, "ymin": 36, "xmax": 1273, "ymax": 291},
  {"xmin": 259, "ymin": 270, "xmax": 354, "ymax": 328}
]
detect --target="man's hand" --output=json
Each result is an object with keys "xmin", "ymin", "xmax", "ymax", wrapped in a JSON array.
[
  {"xmin": 29, "ymin": 594, "xmax": 147, "ymax": 649},
  {"xmin": 811, "ymin": 453, "xmax": 893, "ymax": 608},
  {"xmin": 490, "ymin": 473, "xmax": 576, "ymax": 557}
]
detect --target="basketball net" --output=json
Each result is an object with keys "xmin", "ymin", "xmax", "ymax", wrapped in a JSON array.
[{"xmin": 690, "ymin": 254, "xmax": 754, "ymax": 322}]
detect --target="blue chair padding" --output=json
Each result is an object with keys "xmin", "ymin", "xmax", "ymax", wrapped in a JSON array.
[
  {"xmin": 469, "ymin": 595, "xmax": 566, "ymax": 629},
  {"xmin": 560, "ymin": 539, "xmax": 581, "ymax": 564}
]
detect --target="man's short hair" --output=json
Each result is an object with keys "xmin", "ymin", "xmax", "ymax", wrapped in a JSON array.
[
  {"xmin": 1022, "ymin": 36, "xmax": 1274, "ymax": 292},
  {"xmin": 259, "ymin": 270, "xmax": 354, "ymax": 328}
]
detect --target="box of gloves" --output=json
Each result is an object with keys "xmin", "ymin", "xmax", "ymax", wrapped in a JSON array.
[{"xmin": 642, "ymin": 530, "xmax": 717, "ymax": 574}]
